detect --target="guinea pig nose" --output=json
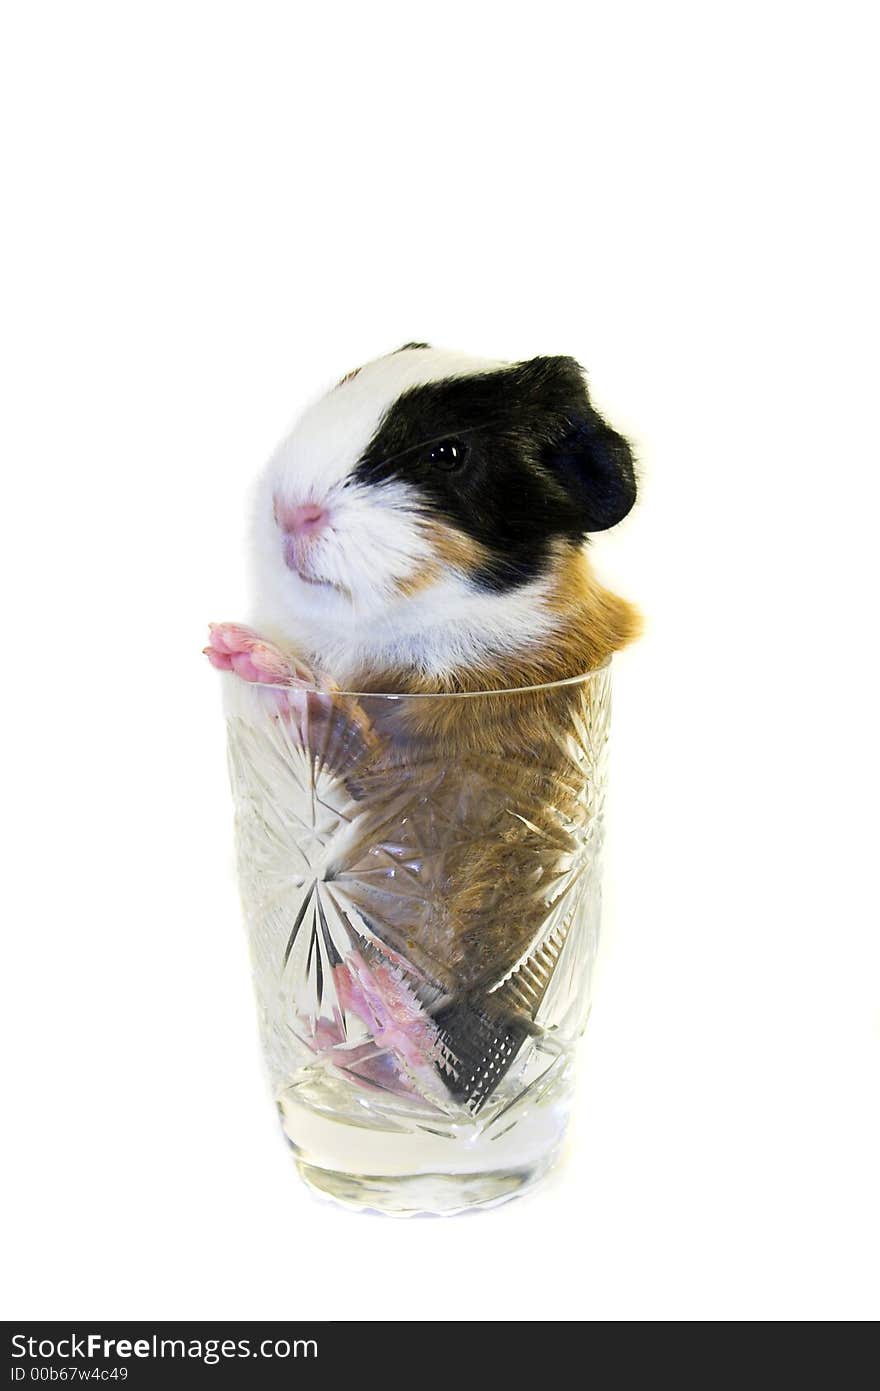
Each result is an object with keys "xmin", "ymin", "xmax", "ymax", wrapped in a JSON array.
[{"xmin": 274, "ymin": 498, "xmax": 329, "ymax": 537}]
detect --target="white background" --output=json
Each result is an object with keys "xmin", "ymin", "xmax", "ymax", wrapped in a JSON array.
[{"xmin": 2, "ymin": 2, "xmax": 877, "ymax": 1321}]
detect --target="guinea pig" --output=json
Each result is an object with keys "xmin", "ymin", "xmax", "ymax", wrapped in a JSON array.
[
  {"xmin": 207, "ymin": 342, "xmax": 639, "ymax": 694},
  {"xmin": 207, "ymin": 344, "xmax": 640, "ymax": 1110}
]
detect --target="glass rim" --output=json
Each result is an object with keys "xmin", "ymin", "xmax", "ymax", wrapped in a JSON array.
[{"xmin": 234, "ymin": 657, "xmax": 611, "ymax": 701}]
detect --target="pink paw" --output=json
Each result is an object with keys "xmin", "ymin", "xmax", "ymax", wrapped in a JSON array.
[
  {"xmin": 204, "ymin": 623, "xmax": 314, "ymax": 686},
  {"xmin": 335, "ymin": 952, "xmax": 441, "ymax": 1080}
]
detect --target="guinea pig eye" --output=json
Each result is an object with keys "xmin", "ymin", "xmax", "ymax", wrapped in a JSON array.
[{"xmin": 426, "ymin": 439, "xmax": 466, "ymax": 469}]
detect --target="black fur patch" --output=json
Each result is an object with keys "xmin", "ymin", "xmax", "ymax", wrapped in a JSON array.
[{"xmin": 353, "ymin": 357, "xmax": 636, "ymax": 592}]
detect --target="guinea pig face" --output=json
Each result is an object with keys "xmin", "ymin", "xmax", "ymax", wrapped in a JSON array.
[{"xmin": 253, "ymin": 345, "xmax": 636, "ymax": 632}]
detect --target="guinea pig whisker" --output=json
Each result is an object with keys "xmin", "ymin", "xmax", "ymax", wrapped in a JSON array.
[{"xmin": 361, "ymin": 419, "xmax": 511, "ymax": 475}]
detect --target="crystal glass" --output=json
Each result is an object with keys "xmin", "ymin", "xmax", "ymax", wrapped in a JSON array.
[{"xmin": 222, "ymin": 662, "xmax": 612, "ymax": 1215}]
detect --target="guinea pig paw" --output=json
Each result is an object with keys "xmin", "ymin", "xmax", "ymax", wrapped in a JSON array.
[{"xmin": 204, "ymin": 622, "xmax": 315, "ymax": 686}]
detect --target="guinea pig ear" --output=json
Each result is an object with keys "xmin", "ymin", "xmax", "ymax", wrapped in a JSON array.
[
  {"xmin": 512, "ymin": 356, "xmax": 637, "ymax": 532},
  {"xmin": 547, "ymin": 412, "xmax": 638, "ymax": 532}
]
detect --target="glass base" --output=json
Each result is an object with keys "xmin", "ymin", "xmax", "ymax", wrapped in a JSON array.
[
  {"xmin": 295, "ymin": 1155, "xmax": 558, "ymax": 1216},
  {"xmin": 279, "ymin": 1083, "xmax": 570, "ymax": 1216}
]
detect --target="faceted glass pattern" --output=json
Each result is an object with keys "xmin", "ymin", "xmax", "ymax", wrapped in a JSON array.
[{"xmin": 223, "ymin": 665, "xmax": 612, "ymax": 1214}]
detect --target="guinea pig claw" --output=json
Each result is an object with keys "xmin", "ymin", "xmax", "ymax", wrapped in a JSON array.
[
  {"xmin": 203, "ymin": 645, "xmax": 233, "ymax": 670},
  {"xmin": 206, "ymin": 621, "xmax": 258, "ymax": 656}
]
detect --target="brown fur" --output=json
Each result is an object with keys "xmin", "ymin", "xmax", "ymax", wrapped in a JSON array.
[
  {"xmin": 365, "ymin": 540, "xmax": 640, "ymax": 708},
  {"xmin": 311, "ymin": 539, "xmax": 640, "ymax": 1003},
  {"xmin": 393, "ymin": 524, "xmax": 492, "ymax": 599}
]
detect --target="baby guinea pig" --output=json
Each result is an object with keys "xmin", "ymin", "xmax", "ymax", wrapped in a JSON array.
[
  {"xmin": 207, "ymin": 342, "xmax": 639, "ymax": 694},
  {"xmin": 208, "ymin": 345, "xmax": 640, "ymax": 1107}
]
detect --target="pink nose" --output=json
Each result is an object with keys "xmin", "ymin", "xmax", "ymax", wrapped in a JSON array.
[{"xmin": 274, "ymin": 499, "xmax": 329, "ymax": 537}]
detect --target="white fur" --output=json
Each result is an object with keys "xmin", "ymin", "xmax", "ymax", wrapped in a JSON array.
[
  {"xmin": 260, "ymin": 569, "xmax": 562, "ymax": 687},
  {"xmin": 250, "ymin": 346, "xmax": 563, "ymax": 684}
]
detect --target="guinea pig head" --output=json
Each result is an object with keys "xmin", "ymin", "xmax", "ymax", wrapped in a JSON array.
[{"xmin": 253, "ymin": 345, "xmax": 636, "ymax": 675}]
